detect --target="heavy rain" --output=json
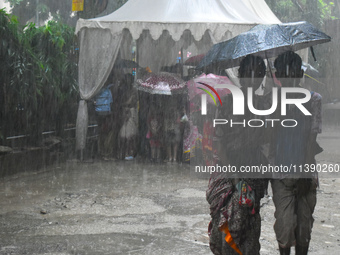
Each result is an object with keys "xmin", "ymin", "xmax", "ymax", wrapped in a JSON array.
[{"xmin": 1, "ymin": 0, "xmax": 340, "ymax": 254}]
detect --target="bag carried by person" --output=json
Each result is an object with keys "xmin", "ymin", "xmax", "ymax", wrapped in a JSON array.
[{"xmin": 236, "ymin": 180, "xmax": 256, "ymax": 215}]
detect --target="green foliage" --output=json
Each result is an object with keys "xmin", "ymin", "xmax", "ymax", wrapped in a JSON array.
[
  {"xmin": 265, "ymin": 0, "xmax": 337, "ymax": 94},
  {"xmin": 6, "ymin": 0, "xmax": 130, "ymax": 26},
  {"xmin": 0, "ymin": 9, "xmax": 79, "ymax": 146},
  {"xmin": 24, "ymin": 20, "xmax": 79, "ymax": 134},
  {"xmin": 0, "ymin": 9, "xmax": 27, "ymax": 140},
  {"xmin": 271, "ymin": 0, "xmax": 299, "ymax": 22},
  {"xmin": 6, "ymin": 0, "xmax": 77, "ymax": 26},
  {"xmin": 266, "ymin": 0, "xmax": 338, "ymax": 27},
  {"xmin": 1, "ymin": 1, "xmax": 129, "ymax": 145},
  {"xmin": 318, "ymin": 0, "xmax": 337, "ymax": 21},
  {"xmin": 6, "ymin": 0, "xmax": 24, "ymax": 6}
]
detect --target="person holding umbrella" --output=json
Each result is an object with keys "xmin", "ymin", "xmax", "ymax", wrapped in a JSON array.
[
  {"xmin": 199, "ymin": 21, "xmax": 329, "ymax": 255},
  {"xmin": 207, "ymin": 55, "xmax": 270, "ymax": 255},
  {"xmin": 270, "ymin": 51, "xmax": 322, "ymax": 255}
]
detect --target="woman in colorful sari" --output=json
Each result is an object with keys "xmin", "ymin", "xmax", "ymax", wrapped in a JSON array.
[{"xmin": 207, "ymin": 55, "xmax": 272, "ymax": 255}]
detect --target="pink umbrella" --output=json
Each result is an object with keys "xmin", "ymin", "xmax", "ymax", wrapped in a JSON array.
[
  {"xmin": 136, "ymin": 72, "xmax": 186, "ymax": 95},
  {"xmin": 184, "ymin": 54, "xmax": 205, "ymax": 66},
  {"xmin": 187, "ymin": 73, "xmax": 233, "ymax": 106}
]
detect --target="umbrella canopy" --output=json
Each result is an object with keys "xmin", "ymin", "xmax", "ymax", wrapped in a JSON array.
[
  {"xmin": 197, "ymin": 21, "xmax": 331, "ymax": 70},
  {"xmin": 187, "ymin": 73, "xmax": 233, "ymax": 105},
  {"xmin": 184, "ymin": 54, "xmax": 205, "ymax": 66},
  {"xmin": 113, "ymin": 59, "xmax": 140, "ymax": 69},
  {"xmin": 136, "ymin": 72, "xmax": 186, "ymax": 95}
]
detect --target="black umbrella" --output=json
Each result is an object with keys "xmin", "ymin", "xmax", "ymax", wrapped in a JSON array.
[
  {"xmin": 197, "ymin": 21, "xmax": 331, "ymax": 70},
  {"xmin": 113, "ymin": 59, "xmax": 140, "ymax": 69}
]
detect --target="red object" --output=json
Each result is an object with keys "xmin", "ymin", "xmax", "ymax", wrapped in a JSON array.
[
  {"xmin": 187, "ymin": 73, "xmax": 233, "ymax": 106},
  {"xmin": 197, "ymin": 82, "xmax": 223, "ymax": 106}
]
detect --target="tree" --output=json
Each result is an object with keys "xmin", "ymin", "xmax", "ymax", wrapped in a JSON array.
[
  {"xmin": 265, "ymin": 0, "xmax": 339, "ymax": 98},
  {"xmin": 265, "ymin": 0, "xmax": 338, "ymax": 28},
  {"xmin": 0, "ymin": 9, "xmax": 79, "ymax": 146},
  {"xmin": 5, "ymin": 0, "xmax": 129, "ymax": 26},
  {"xmin": 0, "ymin": 9, "xmax": 25, "ymax": 142},
  {"xmin": 24, "ymin": 21, "xmax": 79, "ymax": 139},
  {"xmin": 6, "ymin": 0, "xmax": 77, "ymax": 26}
]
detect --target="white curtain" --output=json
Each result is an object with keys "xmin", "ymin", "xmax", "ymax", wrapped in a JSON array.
[{"xmin": 76, "ymin": 28, "xmax": 122, "ymax": 151}]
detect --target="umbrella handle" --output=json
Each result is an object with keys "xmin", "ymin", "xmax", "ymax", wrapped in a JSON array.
[
  {"xmin": 265, "ymin": 53, "xmax": 279, "ymax": 88},
  {"xmin": 265, "ymin": 53, "xmax": 275, "ymax": 82},
  {"xmin": 310, "ymin": 46, "xmax": 317, "ymax": 62}
]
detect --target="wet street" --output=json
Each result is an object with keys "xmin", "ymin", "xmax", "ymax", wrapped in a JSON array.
[{"xmin": 1, "ymin": 125, "xmax": 340, "ymax": 255}]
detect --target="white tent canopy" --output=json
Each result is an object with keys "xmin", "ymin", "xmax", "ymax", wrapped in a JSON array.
[
  {"xmin": 76, "ymin": 0, "xmax": 280, "ymax": 41},
  {"xmin": 75, "ymin": 0, "xmax": 280, "ymax": 152}
]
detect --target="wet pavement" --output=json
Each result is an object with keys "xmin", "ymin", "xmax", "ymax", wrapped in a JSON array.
[{"xmin": 1, "ymin": 125, "xmax": 340, "ymax": 255}]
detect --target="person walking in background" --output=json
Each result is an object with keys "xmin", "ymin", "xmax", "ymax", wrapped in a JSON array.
[
  {"xmin": 270, "ymin": 51, "xmax": 322, "ymax": 255},
  {"xmin": 207, "ymin": 55, "xmax": 270, "ymax": 255}
]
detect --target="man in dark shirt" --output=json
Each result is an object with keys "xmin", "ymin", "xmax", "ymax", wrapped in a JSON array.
[{"xmin": 271, "ymin": 51, "xmax": 322, "ymax": 255}]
